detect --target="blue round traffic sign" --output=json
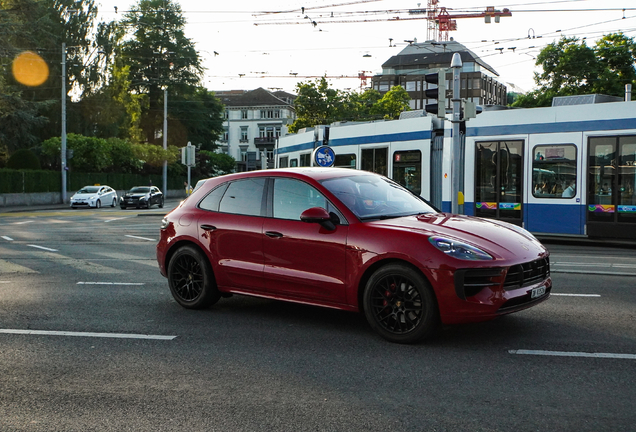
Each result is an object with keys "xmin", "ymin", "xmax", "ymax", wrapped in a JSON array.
[{"xmin": 312, "ymin": 146, "xmax": 335, "ymax": 167}]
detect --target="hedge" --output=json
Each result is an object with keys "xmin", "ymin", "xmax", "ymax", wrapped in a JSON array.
[{"xmin": 0, "ymin": 169, "xmax": 200, "ymax": 194}]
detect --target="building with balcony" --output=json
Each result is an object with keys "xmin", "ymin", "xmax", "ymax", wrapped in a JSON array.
[
  {"xmin": 214, "ymin": 88, "xmax": 296, "ymax": 171},
  {"xmin": 371, "ymin": 40, "xmax": 507, "ymax": 111}
]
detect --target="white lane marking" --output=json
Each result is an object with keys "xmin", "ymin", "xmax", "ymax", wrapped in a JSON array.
[
  {"xmin": 27, "ymin": 244, "xmax": 59, "ymax": 252},
  {"xmin": 552, "ymin": 262, "xmax": 636, "ymax": 269},
  {"xmin": 105, "ymin": 217, "xmax": 133, "ymax": 223},
  {"xmin": 77, "ymin": 282, "xmax": 145, "ymax": 285},
  {"xmin": 0, "ymin": 281, "xmax": 11, "ymax": 283},
  {"xmin": 125, "ymin": 235, "xmax": 156, "ymax": 242},
  {"xmin": 551, "ymin": 293, "xmax": 601, "ymax": 297},
  {"xmin": 613, "ymin": 263, "xmax": 636, "ymax": 269},
  {"xmin": 13, "ymin": 220, "xmax": 34, "ymax": 225},
  {"xmin": 1, "ymin": 236, "xmax": 13, "ymax": 241},
  {"xmin": 0, "ymin": 329, "xmax": 176, "ymax": 340},
  {"xmin": 509, "ymin": 349, "xmax": 636, "ymax": 360}
]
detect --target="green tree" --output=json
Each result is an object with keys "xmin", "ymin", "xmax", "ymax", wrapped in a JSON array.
[
  {"xmin": 197, "ymin": 150, "xmax": 235, "ymax": 177},
  {"xmin": 513, "ymin": 33, "xmax": 636, "ymax": 107},
  {"xmin": 370, "ymin": 86, "xmax": 411, "ymax": 120},
  {"xmin": 7, "ymin": 148, "xmax": 40, "ymax": 170},
  {"xmin": 289, "ymin": 78, "xmax": 411, "ymax": 132},
  {"xmin": 0, "ymin": 0, "xmax": 108, "ymax": 145},
  {"xmin": 594, "ymin": 33, "xmax": 636, "ymax": 96},
  {"xmin": 117, "ymin": 0, "xmax": 210, "ymax": 147},
  {"xmin": 288, "ymin": 77, "xmax": 348, "ymax": 133}
]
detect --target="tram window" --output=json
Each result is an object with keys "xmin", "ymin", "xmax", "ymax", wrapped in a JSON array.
[
  {"xmin": 290, "ymin": 158, "xmax": 298, "ymax": 167},
  {"xmin": 532, "ymin": 145, "xmax": 577, "ymax": 199},
  {"xmin": 393, "ymin": 150, "xmax": 422, "ymax": 196},
  {"xmin": 279, "ymin": 156, "xmax": 289, "ymax": 168},
  {"xmin": 299, "ymin": 153, "xmax": 311, "ymax": 167},
  {"xmin": 361, "ymin": 148, "xmax": 388, "ymax": 176},
  {"xmin": 335, "ymin": 153, "xmax": 356, "ymax": 169}
]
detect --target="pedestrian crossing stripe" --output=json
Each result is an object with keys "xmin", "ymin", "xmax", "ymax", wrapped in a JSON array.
[
  {"xmin": 29, "ymin": 251, "xmax": 126, "ymax": 274},
  {"xmin": 0, "ymin": 259, "xmax": 38, "ymax": 274}
]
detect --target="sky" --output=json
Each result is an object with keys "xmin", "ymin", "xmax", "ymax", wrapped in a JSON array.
[{"xmin": 96, "ymin": 0, "xmax": 636, "ymax": 95}]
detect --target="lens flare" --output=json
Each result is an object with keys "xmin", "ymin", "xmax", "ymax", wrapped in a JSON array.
[{"xmin": 12, "ymin": 51, "xmax": 49, "ymax": 87}]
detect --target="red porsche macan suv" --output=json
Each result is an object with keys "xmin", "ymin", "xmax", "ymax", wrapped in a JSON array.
[{"xmin": 157, "ymin": 168, "xmax": 551, "ymax": 344}]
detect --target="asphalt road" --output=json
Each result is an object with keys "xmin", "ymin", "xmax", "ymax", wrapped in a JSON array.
[{"xmin": 0, "ymin": 205, "xmax": 635, "ymax": 431}]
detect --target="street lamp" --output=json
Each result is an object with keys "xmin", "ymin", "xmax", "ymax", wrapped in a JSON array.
[
  {"xmin": 450, "ymin": 52, "xmax": 463, "ymax": 215},
  {"xmin": 61, "ymin": 43, "xmax": 68, "ymax": 203}
]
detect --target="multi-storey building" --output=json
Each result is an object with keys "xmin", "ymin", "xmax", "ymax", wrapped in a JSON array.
[
  {"xmin": 371, "ymin": 39, "xmax": 507, "ymax": 110},
  {"xmin": 214, "ymin": 88, "xmax": 296, "ymax": 171}
]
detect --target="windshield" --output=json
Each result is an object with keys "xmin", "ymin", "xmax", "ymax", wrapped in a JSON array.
[
  {"xmin": 77, "ymin": 186, "xmax": 100, "ymax": 194},
  {"xmin": 129, "ymin": 187, "xmax": 150, "ymax": 193},
  {"xmin": 321, "ymin": 174, "xmax": 437, "ymax": 220}
]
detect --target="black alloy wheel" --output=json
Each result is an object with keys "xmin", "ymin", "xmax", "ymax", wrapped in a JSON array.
[
  {"xmin": 111, "ymin": 198, "xmax": 116, "ymax": 207},
  {"xmin": 363, "ymin": 264, "xmax": 439, "ymax": 344},
  {"xmin": 159, "ymin": 197, "xmax": 164, "ymax": 208},
  {"xmin": 167, "ymin": 245, "xmax": 221, "ymax": 309}
]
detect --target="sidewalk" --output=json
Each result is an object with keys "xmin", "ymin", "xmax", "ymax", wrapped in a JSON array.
[{"xmin": 0, "ymin": 197, "xmax": 184, "ymax": 214}]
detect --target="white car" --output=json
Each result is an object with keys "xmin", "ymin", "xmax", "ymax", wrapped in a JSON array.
[{"xmin": 70, "ymin": 185, "xmax": 118, "ymax": 209}]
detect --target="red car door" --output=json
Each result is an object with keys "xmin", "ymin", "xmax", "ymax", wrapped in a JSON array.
[
  {"xmin": 198, "ymin": 178, "xmax": 266, "ymax": 291},
  {"xmin": 261, "ymin": 178, "xmax": 348, "ymax": 304}
]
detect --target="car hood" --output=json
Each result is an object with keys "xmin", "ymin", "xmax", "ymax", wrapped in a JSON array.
[
  {"xmin": 72, "ymin": 192, "xmax": 98, "ymax": 198},
  {"xmin": 370, "ymin": 213, "xmax": 547, "ymax": 261},
  {"xmin": 124, "ymin": 193, "xmax": 149, "ymax": 198}
]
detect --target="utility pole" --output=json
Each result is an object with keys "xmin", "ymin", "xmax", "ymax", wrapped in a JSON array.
[
  {"xmin": 61, "ymin": 43, "xmax": 67, "ymax": 203},
  {"xmin": 450, "ymin": 52, "xmax": 463, "ymax": 214},
  {"xmin": 163, "ymin": 88, "xmax": 168, "ymax": 195}
]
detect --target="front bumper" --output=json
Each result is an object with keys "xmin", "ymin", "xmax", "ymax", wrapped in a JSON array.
[{"xmin": 431, "ymin": 257, "xmax": 552, "ymax": 324}]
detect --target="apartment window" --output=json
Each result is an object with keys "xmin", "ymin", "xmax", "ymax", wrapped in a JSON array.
[
  {"xmin": 406, "ymin": 81, "xmax": 416, "ymax": 91},
  {"xmin": 260, "ymin": 109, "xmax": 281, "ymax": 119},
  {"xmin": 241, "ymin": 110, "xmax": 248, "ymax": 119},
  {"xmin": 222, "ymin": 129, "xmax": 228, "ymax": 141},
  {"xmin": 240, "ymin": 127, "xmax": 248, "ymax": 142}
]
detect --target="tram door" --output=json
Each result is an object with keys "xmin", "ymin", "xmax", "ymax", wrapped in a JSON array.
[
  {"xmin": 587, "ymin": 136, "xmax": 636, "ymax": 239},
  {"xmin": 361, "ymin": 147, "xmax": 388, "ymax": 176},
  {"xmin": 474, "ymin": 140, "xmax": 524, "ymax": 226}
]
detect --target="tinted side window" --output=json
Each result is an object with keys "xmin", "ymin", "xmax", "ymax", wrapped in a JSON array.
[
  {"xmin": 219, "ymin": 178, "xmax": 266, "ymax": 216},
  {"xmin": 273, "ymin": 178, "xmax": 327, "ymax": 220},
  {"xmin": 199, "ymin": 183, "xmax": 229, "ymax": 211}
]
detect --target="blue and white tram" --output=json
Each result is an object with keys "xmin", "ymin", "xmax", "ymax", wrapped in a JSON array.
[
  {"xmin": 276, "ymin": 100, "xmax": 636, "ymax": 240},
  {"xmin": 464, "ymin": 101, "xmax": 636, "ymax": 239},
  {"xmin": 276, "ymin": 115, "xmax": 438, "ymax": 200}
]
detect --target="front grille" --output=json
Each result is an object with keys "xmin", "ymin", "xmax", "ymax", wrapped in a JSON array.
[
  {"xmin": 503, "ymin": 257, "xmax": 550, "ymax": 290},
  {"xmin": 454, "ymin": 268, "xmax": 505, "ymax": 299}
]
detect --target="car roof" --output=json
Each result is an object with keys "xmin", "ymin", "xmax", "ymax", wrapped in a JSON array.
[{"xmin": 202, "ymin": 167, "xmax": 379, "ymax": 185}]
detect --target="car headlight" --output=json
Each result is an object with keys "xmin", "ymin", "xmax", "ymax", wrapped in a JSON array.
[
  {"xmin": 140, "ymin": 195, "xmax": 148, "ymax": 201},
  {"xmin": 160, "ymin": 217, "xmax": 170, "ymax": 229},
  {"xmin": 429, "ymin": 236, "xmax": 493, "ymax": 261},
  {"xmin": 89, "ymin": 196, "xmax": 97, "ymax": 200}
]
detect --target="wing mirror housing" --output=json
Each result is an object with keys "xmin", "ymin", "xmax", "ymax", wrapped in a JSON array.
[{"xmin": 300, "ymin": 207, "xmax": 335, "ymax": 230}]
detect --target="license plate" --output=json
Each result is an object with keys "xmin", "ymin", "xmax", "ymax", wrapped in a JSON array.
[
  {"xmin": 531, "ymin": 286, "xmax": 546, "ymax": 299},
  {"xmin": 128, "ymin": 200, "xmax": 133, "ymax": 203}
]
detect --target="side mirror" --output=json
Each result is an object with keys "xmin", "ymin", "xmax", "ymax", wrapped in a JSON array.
[{"xmin": 300, "ymin": 207, "xmax": 335, "ymax": 230}]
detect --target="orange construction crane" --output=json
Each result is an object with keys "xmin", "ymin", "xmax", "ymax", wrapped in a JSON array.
[{"xmin": 423, "ymin": 0, "xmax": 512, "ymax": 41}]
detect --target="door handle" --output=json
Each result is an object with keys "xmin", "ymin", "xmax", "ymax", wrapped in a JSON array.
[
  {"xmin": 265, "ymin": 231, "xmax": 283, "ymax": 238},
  {"xmin": 200, "ymin": 224, "xmax": 217, "ymax": 231}
]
